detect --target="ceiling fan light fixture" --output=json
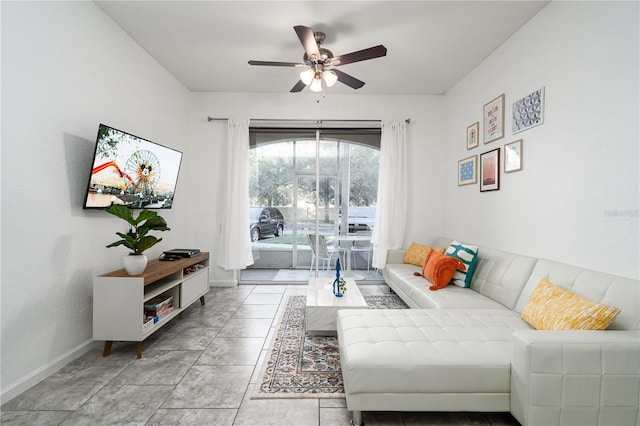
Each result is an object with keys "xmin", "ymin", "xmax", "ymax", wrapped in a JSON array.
[
  {"xmin": 323, "ymin": 70, "xmax": 338, "ymax": 87},
  {"xmin": 248, "ymin": 25, "xmax": 388, "ymax": 93},
  {"xmin": 310, "ymin": 75, "xmax": 323, "ymax": 92},
  {"xmin": 300, "ymin": 68, "xmax": 315, "ymax": 85}
]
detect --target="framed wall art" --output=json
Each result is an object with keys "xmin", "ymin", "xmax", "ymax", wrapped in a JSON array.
[
  {"xmin": 483, "ymin": 94, "xmax": 505, "ymax": 144},
  {"xmin": 458, "ymin": 155, "xmax": 477, "ymax": 186},
  {"xmin": 513, "ymin": 87, "xmax": 544, "ymax": 134},
  {"xmin": 480, "ymin": 148, "xmax": 500, "ymax": 192},
  {"xmin": 504, "ymin": 140, "xmax": 523, "ymax": 173},
  {"xmin": 466, "ymin": 122, "xmax": 479, "ymax": 150}
]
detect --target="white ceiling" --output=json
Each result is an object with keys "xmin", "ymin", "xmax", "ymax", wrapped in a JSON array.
[{"xmin": 96, "ymin": 1, "xmax": 549, "ymax": 95}]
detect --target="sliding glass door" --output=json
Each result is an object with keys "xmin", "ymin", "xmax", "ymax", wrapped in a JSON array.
[{"xmin": 244, "ymin": 123, "xmax": 381, "ymax": 282}]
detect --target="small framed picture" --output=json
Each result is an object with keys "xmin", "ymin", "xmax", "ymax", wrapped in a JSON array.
[
  {"xmin": 483, "ymin": 94, "xmax": 505, "ymax": 144},
  {"xmin": 513, "ymin": 87, "xmax": 544, "ymax": 134},
  {"xmin": 458, "ymin": 155, "xmax": 477, "ymax": 186},
  {"xmin": 466, "ymin": 122, "xmax": 479, "ymax": 150},
  {"xmin": 504, "ymin": 140, "xmax": 523, "ymax": 173},
  {"xmin": 480, "ymin": 148, "xmax": 500, "ymax": 192}
]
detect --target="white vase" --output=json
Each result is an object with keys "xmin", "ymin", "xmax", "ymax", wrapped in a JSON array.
[{"xmin": 123, "ymin": 254, "xmax": 148, "ymax": 275}]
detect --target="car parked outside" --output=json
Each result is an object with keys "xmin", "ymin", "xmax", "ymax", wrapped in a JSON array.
[
  {"xmin": 347, "ymin": 207, "xmax": 376, "ymax": 233},
  {"xmin": 249, "ymin": 207, "xmax": 285, "ymax": 242}
]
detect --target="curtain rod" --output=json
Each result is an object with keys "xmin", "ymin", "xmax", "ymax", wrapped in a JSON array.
[{"xmin": 207, "ymin": 116, "xmax": 411, "ymax": 124}]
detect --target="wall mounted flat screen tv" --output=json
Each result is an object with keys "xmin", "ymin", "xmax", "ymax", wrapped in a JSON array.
[{"xmin": 83, "ymin": 124, "xmax": 183, "ymax": 209}]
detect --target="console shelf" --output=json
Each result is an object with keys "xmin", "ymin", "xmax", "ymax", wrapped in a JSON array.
[{"xmin": 93, "ymin": 252, "xmax": 209, "ymax": 358}]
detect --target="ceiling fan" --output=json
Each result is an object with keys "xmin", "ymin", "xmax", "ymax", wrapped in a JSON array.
[{"xmin": 248, "ymin": 25, "xmax": 387, "ymax": 93}]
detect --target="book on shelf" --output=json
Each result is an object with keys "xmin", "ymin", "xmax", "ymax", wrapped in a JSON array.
[
  {"xmin": 145, "ymin": 303, "xmax": 174, "ymax": 317},
  {"xmin": 144, "ymin": 295, "xmax": 173, "ymax": 312},
  {"xmin": 143, "ymin": 316, "xmax": 154, "ymax": 332},
  {"xmin": 151, "ymin": 306, "xmax": 174, "ymax": 323}
]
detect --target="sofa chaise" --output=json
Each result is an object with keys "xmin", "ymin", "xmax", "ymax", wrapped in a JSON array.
[{"xmin": 336, "ymin": 237, "xmax": 639, "ymax": 426}]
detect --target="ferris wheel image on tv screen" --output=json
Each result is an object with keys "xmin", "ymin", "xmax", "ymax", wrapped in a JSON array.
[
  {"xmin": 124, "ymin": 150, "xmax": 161, "ymax": 196},
  {"xmin": 82, "ymin": 124, "xmax": 183, "ymax": 209}
]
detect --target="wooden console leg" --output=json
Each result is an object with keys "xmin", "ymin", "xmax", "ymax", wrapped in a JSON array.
[
  {"xmin": 102, "ymin": 341, "xmax": 113, "ymax": 357},
  {"xmin": 200, "ymin": 295, "xmax": 206, "ymax": 305},
  {"xmin": 136, "ymin": 342, "xmax": 142, "ymax": 359}
]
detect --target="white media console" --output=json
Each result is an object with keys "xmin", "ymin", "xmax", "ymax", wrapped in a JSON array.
[{"xmin": 93, "ymin": 252, "xmax": 209, "ymax": 358}]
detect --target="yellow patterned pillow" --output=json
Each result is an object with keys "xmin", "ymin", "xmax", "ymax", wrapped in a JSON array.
[
  {"xmin": 521, "ymin": 278, "xmax": 621, "ymax": 330},
  {"xmin": 404, "ymin": 242, "xmax": 445, "ymax": 267}
]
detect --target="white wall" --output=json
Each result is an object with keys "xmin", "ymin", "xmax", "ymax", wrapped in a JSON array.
[
  {"xmin": 189, "ymin": 92, "xmax": 445, "ymax": 285},
  {"xmin": 443, "ymin": 1, "xmax": 639, "ymax": 279},
  {"xmin": 1, "ymin": 2, "xmax": 192, "ymax": 402}
]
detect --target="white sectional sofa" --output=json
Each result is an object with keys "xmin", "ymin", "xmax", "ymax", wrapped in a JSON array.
[{"xmin": 336, "ymin": 238, "xmax": 640, "ymax": 426}]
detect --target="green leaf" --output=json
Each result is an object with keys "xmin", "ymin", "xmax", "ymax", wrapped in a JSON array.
[
  {"xmin": 134, "ymin": 209, "xmax": 158, "ymax": 226},
  {"xmin": 114, "ymin": 232, "xmax": 135, "ymax": 244},
  {"xmin": 106, "ymin": 240, "xmax": 127, "ymax": 248},
  {"xmin": 105, "ymin": 205, "xmax": 134, "ymax": 225},
  {"xmin": 136, "ymin": 235, "xmax": 162, "ymax": 254},
  {"xmin": 142, "ymin": 215, "xmax": 170, "ymax": 232}
]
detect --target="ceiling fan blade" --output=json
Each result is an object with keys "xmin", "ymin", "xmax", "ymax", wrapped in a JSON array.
[
  {"xmin": 248, "ymin": 60, "xmax": 302, "ymax": 67},
  {"xmin": 294, "ymin": 25, "xmax": 321, "ymax": 60},
  {"xmin": 290, "ymin": 80, "xmax": 306, "ymax": 92},
  {"xmin": 333, "ymin": 69, "xmax": 365, "ymax": 89},
  {"xmin": 332, "ymin": 45, "xmax": 387, "ymax": 66}
]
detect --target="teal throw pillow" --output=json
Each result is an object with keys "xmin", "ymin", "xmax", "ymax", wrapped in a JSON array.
[{"xmin": 445, "ymin": 241, "xmax": 478, "ymax": 288}]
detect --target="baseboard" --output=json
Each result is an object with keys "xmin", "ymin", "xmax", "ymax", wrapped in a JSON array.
[
  {"xmin": 0, "ymin": 338, "xmax": 98, "ymax": 405},
  {"xmin": 209, "ymin": 279, "xmax": 237, "ymax": 287}
]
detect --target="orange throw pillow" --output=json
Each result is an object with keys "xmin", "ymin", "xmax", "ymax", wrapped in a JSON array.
[{"xmin": 422, "ymin": 249, "xmax": 465, "ymax": 290}]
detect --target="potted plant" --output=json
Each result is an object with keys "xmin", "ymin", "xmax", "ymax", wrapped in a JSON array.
[{"xmin": 105, "ymin": 204, "xmax": 170, "ymax": 275}]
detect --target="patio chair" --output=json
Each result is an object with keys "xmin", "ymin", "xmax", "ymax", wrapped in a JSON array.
[
  {"xmin": 351, "ymin": 231, "xmax": 372, "ymax": 272},
  {"xmin": 307, "ymin": 234, "xmax": 344, "ymax": 271}
]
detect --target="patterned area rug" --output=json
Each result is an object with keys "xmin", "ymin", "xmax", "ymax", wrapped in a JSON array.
[{"xmin": 252, "ymin": 294, "xmax": 408, "ymax": 399}]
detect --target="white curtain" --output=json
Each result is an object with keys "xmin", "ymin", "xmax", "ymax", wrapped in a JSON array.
[
  {"xmin": 217, "ymin": 118, "xmax": 254, "ymax": 270},
  {"xmin": 371, "ymin": 120, "xmax": 408, "ymax": 269}
]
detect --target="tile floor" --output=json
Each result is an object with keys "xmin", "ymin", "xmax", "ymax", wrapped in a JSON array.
[{"xmin": 1, "ymin": 284, "xmax": 520, "ymax": 426}]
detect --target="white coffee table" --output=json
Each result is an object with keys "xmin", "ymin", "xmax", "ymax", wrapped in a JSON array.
[{"xmin": 306, "ymin": 277, "xmax": 368, "ymax": 336}]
